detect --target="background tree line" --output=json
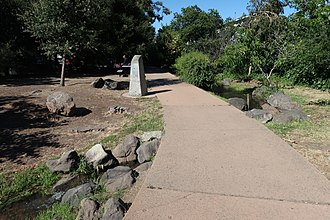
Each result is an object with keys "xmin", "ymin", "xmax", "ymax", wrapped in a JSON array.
[
  {"xmin": 0, "ymin": 0, "xmax": 169, "ymax": 82},
  {"xmin": 155, "ymin": 0, "xmax": 329, "ymax": 90},
  {"xmin": 0, "ymin": 0, "xmax": 329, "ymax": 90}
]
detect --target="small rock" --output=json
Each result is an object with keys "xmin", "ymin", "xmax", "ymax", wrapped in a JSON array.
[
  {"xmin": 112, "ymin": 135, "xmax": 139, "ymax": 164},
  {"xmin": 267, "ymin": 92, "xmax": 299, "ymax": 110},
  {"xmin": 31, "ymin": 89, "xmax": 42, "ymax": 94},
  {"xmin": 136, "ymin": 139, "xmax": 160, "ymax": 163},
  {"xmin": 134, "ymin": 162, "xmax": 152, "ymax": 173},
  {"xmin": 46, "ymin": 91, "xmax": 76, "ymax": 116},
  {"xmin": 72, "ymin": 125, "xmax": 105, "ymax": 133},
  {"xmin": 91, "ymin": 78, "xmax": 105, "ymax": 88},
  {"xmin": 108, "ymin": 106, "xmax": 128, "ymax": 114},
  {"xmin": 100, "ymin": 198, "xmax": 127, "ymax": 220},
  {"xmin": 228, "ymin": 98, "xmax": 247, "ymax": 111},
  {"xmin": 103, "ymin": 81, "xmax": 119, "ymax": 90},
  {"xmin": 76, "ymin": 199, "xmax": 100, "ymax": 220},
  {"xmin": 85, "ymin": 144, "xmax": 118, "ymax": 170},
  {"xmin": 140, "ymin": 131, "xmax": 163, "ymax": 142},
  {"xmin": 46, "ymin": 150, "xmax": 79, "ymax": 173},
  {"xmin": 62, "ymin": 182, "xmax": 95, "ymax": 207},
  {"xmin": 100, "ymin": 166, "xmax": 135, "ymax": 193},
  {"xmin": 246, "ymin": 109, "xmax": 273, "ymax": 124}
]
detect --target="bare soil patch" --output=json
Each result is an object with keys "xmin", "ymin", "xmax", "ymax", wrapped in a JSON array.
[{"xmin": 0, "ymin": 75, "xmax": 146, "ymax": 174}]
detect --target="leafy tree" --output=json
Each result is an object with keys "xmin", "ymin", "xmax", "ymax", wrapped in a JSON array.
[
  {"xmin": 221, "ymin": 0, "xmax": 288, "ymax": 83},
  {"xmin": 22, "ymin": 0, "xmax": 102, "ymax": 85},
  {"xmin": 21, "ymin": 0, "xmax": 169, "ymax": 85},
  {"xmin": 171, "ymin": 6, "xmax": 223, "ymax": 46},
  {"xmin": 0, "ymin": 0, "xmax": 35, "ymax": 76},
  {"xmin": 284, "ymin": 0, "xmax": 330, "ymax": 89},
  {"xmin": 155, "ymin": 5, "xmax": 224, "ymax": 67}
]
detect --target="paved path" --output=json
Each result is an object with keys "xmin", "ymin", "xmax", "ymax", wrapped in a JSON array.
[{"xmin": 124, "ymin": 73, "xmax": 330, "ymax": 219}]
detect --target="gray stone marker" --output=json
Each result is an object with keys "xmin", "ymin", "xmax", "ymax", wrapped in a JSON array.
[{"xmin": 129, "ymin": 55, "xmax": 147, "ymax": 96}]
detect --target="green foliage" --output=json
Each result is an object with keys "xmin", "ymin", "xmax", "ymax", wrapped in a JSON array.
[
  {"xmin": 0, "ymin": 0, "xmax": 36, "ymax": 74},
  {"xmin": 75, "ymin": 156, "xmax": 97, "ymax": 180},
  {"xmin": 155, "ymin": 5, "xmax": 224, "ymax": 66},
  {"xmin": 171, "ymin": 6, "xmax": 223, "ymax": 47},
  {"xmin": 174, "ymin": 51, "xmax": 216, "ymax": 90},
  {"xmin": 34, "ymin": 202, "xmax": 76, "ymax": 220},
  {"xmin": 283, "ymin": 0, "xmax": 330, "ymax": 90},
  {"xmin": 0, "ymin": 165, "xmax": 59, "ymax": 209}
]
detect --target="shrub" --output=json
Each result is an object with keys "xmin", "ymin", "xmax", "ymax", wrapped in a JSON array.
[{"xmin": 174, "ymin": 51, "xmax": 216, "ymax": 90}]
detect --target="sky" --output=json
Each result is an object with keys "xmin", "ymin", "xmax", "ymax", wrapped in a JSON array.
[{"xmin": 153, "ymin": 0, "xmax": 294, "ymax": 31}]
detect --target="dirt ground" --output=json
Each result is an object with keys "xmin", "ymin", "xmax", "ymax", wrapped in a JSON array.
[{"xmin": 0, "ymin": 75, "xmax": 146, "ymax": 174}]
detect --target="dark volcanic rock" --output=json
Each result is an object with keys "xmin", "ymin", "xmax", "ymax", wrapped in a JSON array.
[
  {"xmin": 62, "ymin": 182, "xmax": 95, "ymax": 207},
  {"xmin": 100, "ymin": 166, "xmax": 135, "ymax": 193},
  {"xmin": 246, "ymin": 109, "xmax": 273, "ymax": 124},
  {"xmin": 46, "ymin": 150, "xmax": 79, "ymax": 173},
  {"xmin": 136, "ymin": 139, "xmax": 160, "ymax": 163}
]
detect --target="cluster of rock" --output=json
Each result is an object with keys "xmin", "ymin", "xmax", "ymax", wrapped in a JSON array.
[
  {"xmin": 45, "ymin": 131, "xmax": 163, "ymax": 220},
  {"xmin": 246, "ymin": 92, "xmax": 308, "ymax": 124},
  {"xmin": 228, "ymin": 91, "xmax": 307, "ymax": 124},
  {"xmin": 91, "ymin": 78, "xmax": 121, "ymax": 90}
]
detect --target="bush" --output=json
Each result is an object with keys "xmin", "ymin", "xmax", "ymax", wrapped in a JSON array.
[{"xmin": 174, "ymin": 51, "xmax": 216, "ymax": 90}]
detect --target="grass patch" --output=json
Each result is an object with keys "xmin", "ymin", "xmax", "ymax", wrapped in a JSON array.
[
  {"xmin": 0, "ymin": 165, "xmax": 60, "ymax": 209},
  {"xmin": 266, "ymin": 121, "xmax": 305, "ymax": 137},
  {"xmin": 267, "ymin": 87, "xmax": 330, "ymax": 142},
  {"xmin": 34, "ymin": 202, "xmax": 76, "ymax": 220},
  {"xmin": 101, "ymin": 98, "xmax": 164, "ymax": 149}
]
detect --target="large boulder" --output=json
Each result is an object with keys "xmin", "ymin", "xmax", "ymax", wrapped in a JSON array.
[
  {"xmin": 273, "ymin": 109, "xmax": 308, "ymax": 124},
  {"xmin": 228, "ymin": 98, "xmax": 247, "ymax": 111},
  {"xmin": 246, "ymin": 109, "xmax": 273, "ymax": 124},
  {"xmin": 62, "ymin": 182, "xmax": 95, "ymax": 207},
  {"xmin": 100, "ymin": 198, "xmax": 127, "ymax": 220},
  {"xmin": 46, "ymin": 91, "xmax": 76, "ymax": 116},
  {"xmin": 85, "ymin": 144, "xmax": 118, "ymax": 170},
  {"xmin": 76, "ymin": 199, "xmax": 100, "ymax": 220},
  {"xmin": 91, "ymin": 78, "xmax": 105, "ymax": 88},
  {"xmin": 136, "ymin": 139, "xmax": 160, "ymax": 164},
  {"xmin": 100, "ymin": 166, "xmax": 135, "ymax": 193},
  {"xmin": 112, "ymin": 135, "xmax": 139, "ymax": 164},
  {"xmin": 267, "ymin": 92, "xmax": 299, "ymax": 110},
  {"xmin": 46, "ymin": 150, "xmax": 79, "ymax": 173}
]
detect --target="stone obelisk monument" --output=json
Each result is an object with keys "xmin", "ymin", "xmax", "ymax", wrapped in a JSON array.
[{"xmin": 128, "ymin": 55, "xmax": 148, "ymax": 97}]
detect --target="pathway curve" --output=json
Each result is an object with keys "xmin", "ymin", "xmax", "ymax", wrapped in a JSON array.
[{"xmin": 124, "ymin": 73, "xmax": 330, "ymax": 219}]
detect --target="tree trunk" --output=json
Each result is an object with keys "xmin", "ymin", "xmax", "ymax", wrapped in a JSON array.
[
  {"xmin": 60, "ymin": 56, "xmax": 65, "ymax": 86},
  {"xmin": 248, "ymin": 65, "xmax": 252, "ymax": 76}
]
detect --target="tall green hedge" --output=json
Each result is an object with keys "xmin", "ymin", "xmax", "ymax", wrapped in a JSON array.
[{"xmin": 174, "ymin": 51, "xmax": 216, "ymax": 90}]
